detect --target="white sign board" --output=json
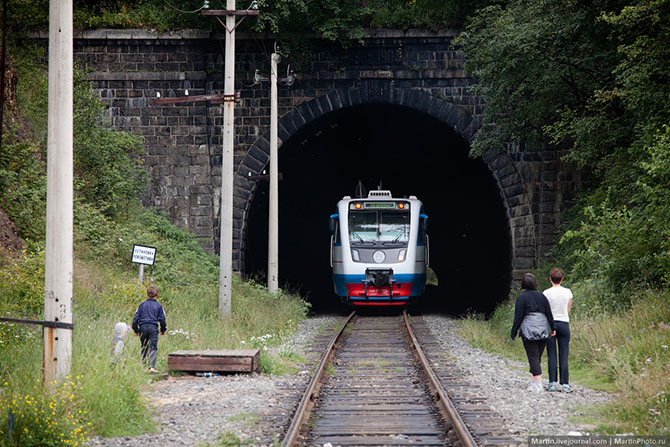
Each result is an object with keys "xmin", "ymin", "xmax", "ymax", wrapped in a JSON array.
[{"xmin": 131, "ymin": 244, "xmax": 156, "ymax": 266}]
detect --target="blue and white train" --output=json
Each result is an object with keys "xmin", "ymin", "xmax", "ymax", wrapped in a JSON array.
[{"xmin": 329, "ymin": 190, "xmax": 429, "ymax": 306}]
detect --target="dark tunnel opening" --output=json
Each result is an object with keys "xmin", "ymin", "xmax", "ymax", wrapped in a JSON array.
[{"xmin": 243, "ymin": 103, "xmax": 512, "ymax": 315}]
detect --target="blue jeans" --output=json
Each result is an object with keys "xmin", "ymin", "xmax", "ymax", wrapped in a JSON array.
[
  {"xmin": 139, "ymin": 323, "xmax": 159, "ymax": 368},
  {"xmin": 546, "ymin": 321, "xmax": 570, "ymax": 384}
]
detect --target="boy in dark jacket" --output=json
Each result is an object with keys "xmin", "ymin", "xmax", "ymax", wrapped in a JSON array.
[{"xmin": 132, "ymin": 285, "xmax": 167, "ymax": 373}]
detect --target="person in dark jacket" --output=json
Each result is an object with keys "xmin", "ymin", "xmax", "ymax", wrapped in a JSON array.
[
  {"xmin": 132, "ymin": 285, "xmax": 167, "ymax": 373},
  {"xmin": 510, "ymin": 273, "xmax": 556, "ymax": 392}
]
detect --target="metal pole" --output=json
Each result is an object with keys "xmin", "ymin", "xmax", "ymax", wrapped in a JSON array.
[
  {"xmin": 268, "ymin": 52, "xmax": 279, "ymax": 294},
  {"xmin": 44, "ymin": 0, "xmax": 73, "ymax": 383},
  {"xmin": 218, "ymin": 0, "xmax": 236, "ymax": 318}
]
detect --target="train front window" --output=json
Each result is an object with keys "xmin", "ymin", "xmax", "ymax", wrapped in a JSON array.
[{"xmin": 349, "ymin": 211, "xmax": 409, "ymax": 245}]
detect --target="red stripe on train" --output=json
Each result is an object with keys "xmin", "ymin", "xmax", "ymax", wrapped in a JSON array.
[
  {"xmin": 345, "ymin": 283, "xmax": 413, "ymax": 298},
  {"xmin": 350, "ymin": 301, "xmax": 406, "ymax": 306}
]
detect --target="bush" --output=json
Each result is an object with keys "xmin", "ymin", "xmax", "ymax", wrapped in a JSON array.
[
  {"xmin": 12, "ymin": 48, "xmax": 147, "ymax": 223},
  {"xmin": 0, "ymin": 139, "xmax": 47, "ymax": 242},
  {"xmin": 0, "ymin": 247, "xmax": 46, "ymax": 350},
  {"xmin": 0, "ymin": 379, "xmax": 89, "ymax": 447},
  {"xmin": 559, "ymin": 125, "xmax": 670, "ymax": 303}
]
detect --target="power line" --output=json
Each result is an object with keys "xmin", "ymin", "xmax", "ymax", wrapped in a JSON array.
[{"xmin": 164, "ymin": 0, "xmax": 209, "ymax": 14}]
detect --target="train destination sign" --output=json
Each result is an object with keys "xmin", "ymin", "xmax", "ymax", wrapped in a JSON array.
[
  {"xmin": 131, "ymin": 244, "xmax": 157, "ymax": 266},
  {"xmin": 349, "ymin": 202, "xmax": 410, "ymax": 210}
]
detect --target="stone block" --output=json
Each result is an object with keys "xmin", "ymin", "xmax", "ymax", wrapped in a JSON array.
[
  {"xmin": 191, "ymin": 206, "xmax": 210, "ymax": 217},
  {"xmin": 191, "ymin": 155, "xmax": 209, "ymax": 165},
  {"xmin": 512, "ymin": 257, "xmax": 535, "ymax": 269},
  {"xmin": 188, "ymin": 144, "xmax": 209, "ymax": 156},
  {"xmin": 176, "ymin": 135, "xmax": 194, "ymax": 145},
  {"xmin": 193, "ymin": 226, "xmax": 212, "ymax": 238},
  {"xmin": 193, "ymin": 174, "xmax": 209, "ymax": 185},
  {"xmin": 193, "ymin": 217, "xmax": 213, "ymax": 228},
  {"xmin": 505, "ymin": 183, "xmax": 525, "ymax": 198},
  {"xmin": 514, "ymin": 247, "xmax": 536, "ymax": 258},
  {"xmin": 188, "ymin": 165, "xmax": 209, "ymax": 175}
]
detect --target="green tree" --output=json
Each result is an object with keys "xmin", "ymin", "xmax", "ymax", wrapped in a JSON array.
[
  {"xmin": 456, "ymin": 0, "xmax": 670, "ymax": 298},
  {"xmin": 455, "ymin": 0, "xmax": 625, "ymax": 159}
]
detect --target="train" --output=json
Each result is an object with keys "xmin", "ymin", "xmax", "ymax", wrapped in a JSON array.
[{"xmin": 329, "ymin": 189, "xmax": 429, "ymax": 306}]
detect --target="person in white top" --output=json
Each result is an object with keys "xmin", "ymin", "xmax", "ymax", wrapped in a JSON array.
[{"xmin": 543, "ymin": 268, "xmax": 573, "ymax": 392}]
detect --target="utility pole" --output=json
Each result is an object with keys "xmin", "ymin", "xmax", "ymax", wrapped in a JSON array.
[
  {"xmin": 201, "ymin": 1, "xmax": 258, "ymax": 318},
  {"xmin": 268, "ymin": 52, "xmax": 279, "ymax": 294},
  {"xmin": 218, "ymin": 0, "xmax": 236, "ymax": 318},
  {"xmin": 154, "ymin": 1, "xmax": 257, "ymax": 318},
  {"xmin": 44, "ymin": 0, "xmax": 74, "ymax": 383}
]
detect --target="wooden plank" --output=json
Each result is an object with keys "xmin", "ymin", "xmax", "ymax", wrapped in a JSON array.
[
  {"xmin": 167, "ymin": 363, "xmax": 254, "ymax": 372},
  {"xmin": 168, "ymin": 357, "xmax": 252, "ymax": 365},
  {"xmin": 167, "ymin": 349, "xmax": 260, "ymax": 373},
  {"xmin": 169, "ymin": 349, "xmax": 259, "ymax": 357}
]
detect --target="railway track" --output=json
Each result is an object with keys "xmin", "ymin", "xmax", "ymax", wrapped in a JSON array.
[{"xmin": 281, "ymin": 311, "xmax": 507, "ymax": 447}]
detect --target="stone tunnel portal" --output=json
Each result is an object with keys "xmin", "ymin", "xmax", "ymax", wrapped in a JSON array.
[{"xmin": 244, "ymin": 104, "xmax": 511, "ymax": 314}]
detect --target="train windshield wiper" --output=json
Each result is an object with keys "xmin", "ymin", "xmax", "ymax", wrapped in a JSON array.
[
  {"xmin": 350, "ymin": 232, "xmax": 374, "ymax": 245},
  {"xmin": 382, "ymin": 232, "xmax": 407, "ymax": 245}
]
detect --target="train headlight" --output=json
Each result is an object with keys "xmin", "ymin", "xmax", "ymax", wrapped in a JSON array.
[
  {"xmin": 398, "ymin": 249, "xmax": 406, "ymax": 262},
  {"xmin": 373, "ymin": 250, "xmax": 386, "ymax": 263},
  {"xmin": 352, "ymin": 249, "xmax": 360, "ymax": 262}
]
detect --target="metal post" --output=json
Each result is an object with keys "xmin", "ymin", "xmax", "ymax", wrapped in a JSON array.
[
  {"xmin": 44, "ymin": 0, "xmax": 73, "ymax": 383},
  {"xmin": 268, "ymin": 52, "xmax": 279, "ymax": 294},
  {"xmin": 218, "ymin": 0, "xmax": 236, "ymax": 318}
]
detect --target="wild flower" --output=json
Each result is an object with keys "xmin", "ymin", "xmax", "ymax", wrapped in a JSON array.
[
  {"xmin": 168, "ymin": 328, "xmax": 193, "ymax": 339},
  {"xmin": 0, "ymin": 379, "xmax": 89, "ymax": 446},
  {"xmin": 250, "ymin": 333, "xmax": 276, "ymax": 348}
]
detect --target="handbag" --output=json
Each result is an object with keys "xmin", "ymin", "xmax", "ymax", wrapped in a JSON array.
[{"xmin": 520, "ymin": 312, "xmax": 551, "ymax": 341}]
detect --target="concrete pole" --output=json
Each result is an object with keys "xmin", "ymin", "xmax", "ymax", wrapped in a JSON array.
[
  {"xmin": 268, "ymin": 53, "xmax": 279, "ymax": 294},
  {"xmin": 138, "ymin": 263, "xmax": 144, "ymax": 285},
  {"xmin": 44, "ymin": 0, "xmax": 73, "ymax": 383},
  {"xmin": 218, "ymin": 0, "xmax": 236, "ymax": 318}
]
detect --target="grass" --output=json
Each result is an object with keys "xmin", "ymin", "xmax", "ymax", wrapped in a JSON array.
[
  {"xmin": 211, "ymin": 431, "xmax": 254, "ymax": 447},
  {"xmin": 0, "ymin": 213, "xmax": 311, "ymax": 443},
  {"xmin": 456, "ymin": 287, "xmax": 670, "ymax": 435}
]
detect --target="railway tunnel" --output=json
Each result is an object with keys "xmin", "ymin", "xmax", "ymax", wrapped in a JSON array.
[{"xmin": 243, "ymin": 103, "xmax": 512, "ymax": 315}]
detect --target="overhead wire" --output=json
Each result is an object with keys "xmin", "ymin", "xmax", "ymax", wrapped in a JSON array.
[{"xmin": 163, "ymin": 0, "xmax": 209, "ymax": 14}]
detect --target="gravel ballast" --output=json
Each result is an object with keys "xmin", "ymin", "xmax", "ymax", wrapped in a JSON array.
[{"xmin": 89, "ymin": 313, "xmax": 611, "ymax": 446}]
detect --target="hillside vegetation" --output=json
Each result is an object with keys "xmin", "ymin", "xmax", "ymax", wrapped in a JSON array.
[
  {"xmin": 0, "ymin": 44, "xmax": 309, "ymax": 446},
  {"xmin": 455, "ymin": 0, "xmax": 670, "ymax": 434}
]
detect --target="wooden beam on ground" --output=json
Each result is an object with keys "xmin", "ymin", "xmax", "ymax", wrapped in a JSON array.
[{"xmin": 168, "ymin": 349, "xmax": 260, "ymax": 373}]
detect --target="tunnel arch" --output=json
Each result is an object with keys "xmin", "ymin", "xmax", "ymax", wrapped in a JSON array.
[{"xmin": 234, "ymin": 89, "xmax": 534, "ymax": 313}]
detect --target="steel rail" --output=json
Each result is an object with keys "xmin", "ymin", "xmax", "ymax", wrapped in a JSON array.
[
  {"xmin": 281, "ymin": 311, "xmax": 356, "ymax": 447},
  {"xmin": 402, "ymin": 310, "xmax": 479, "ymax": 447}
]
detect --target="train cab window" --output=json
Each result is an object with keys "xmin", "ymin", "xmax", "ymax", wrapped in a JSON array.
[
  {"xmin": 329, "ymin": 216, "xmax": 340, "ymax": 244},
  {"xmin": 349, "ymin": 210, "xmax": 409, "ymax": 244},
  {"xmin": 333, "ymin": 220, "xmax": 340, "ymax": 244},
  {"xmin": 418, "ymin": 215, "xmax": 428, "ymax": 245}
]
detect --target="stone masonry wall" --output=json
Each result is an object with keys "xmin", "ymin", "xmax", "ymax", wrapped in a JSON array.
[{"xmin": 69, "ymin": 29, "xmax": 580, "ymax": 282}]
